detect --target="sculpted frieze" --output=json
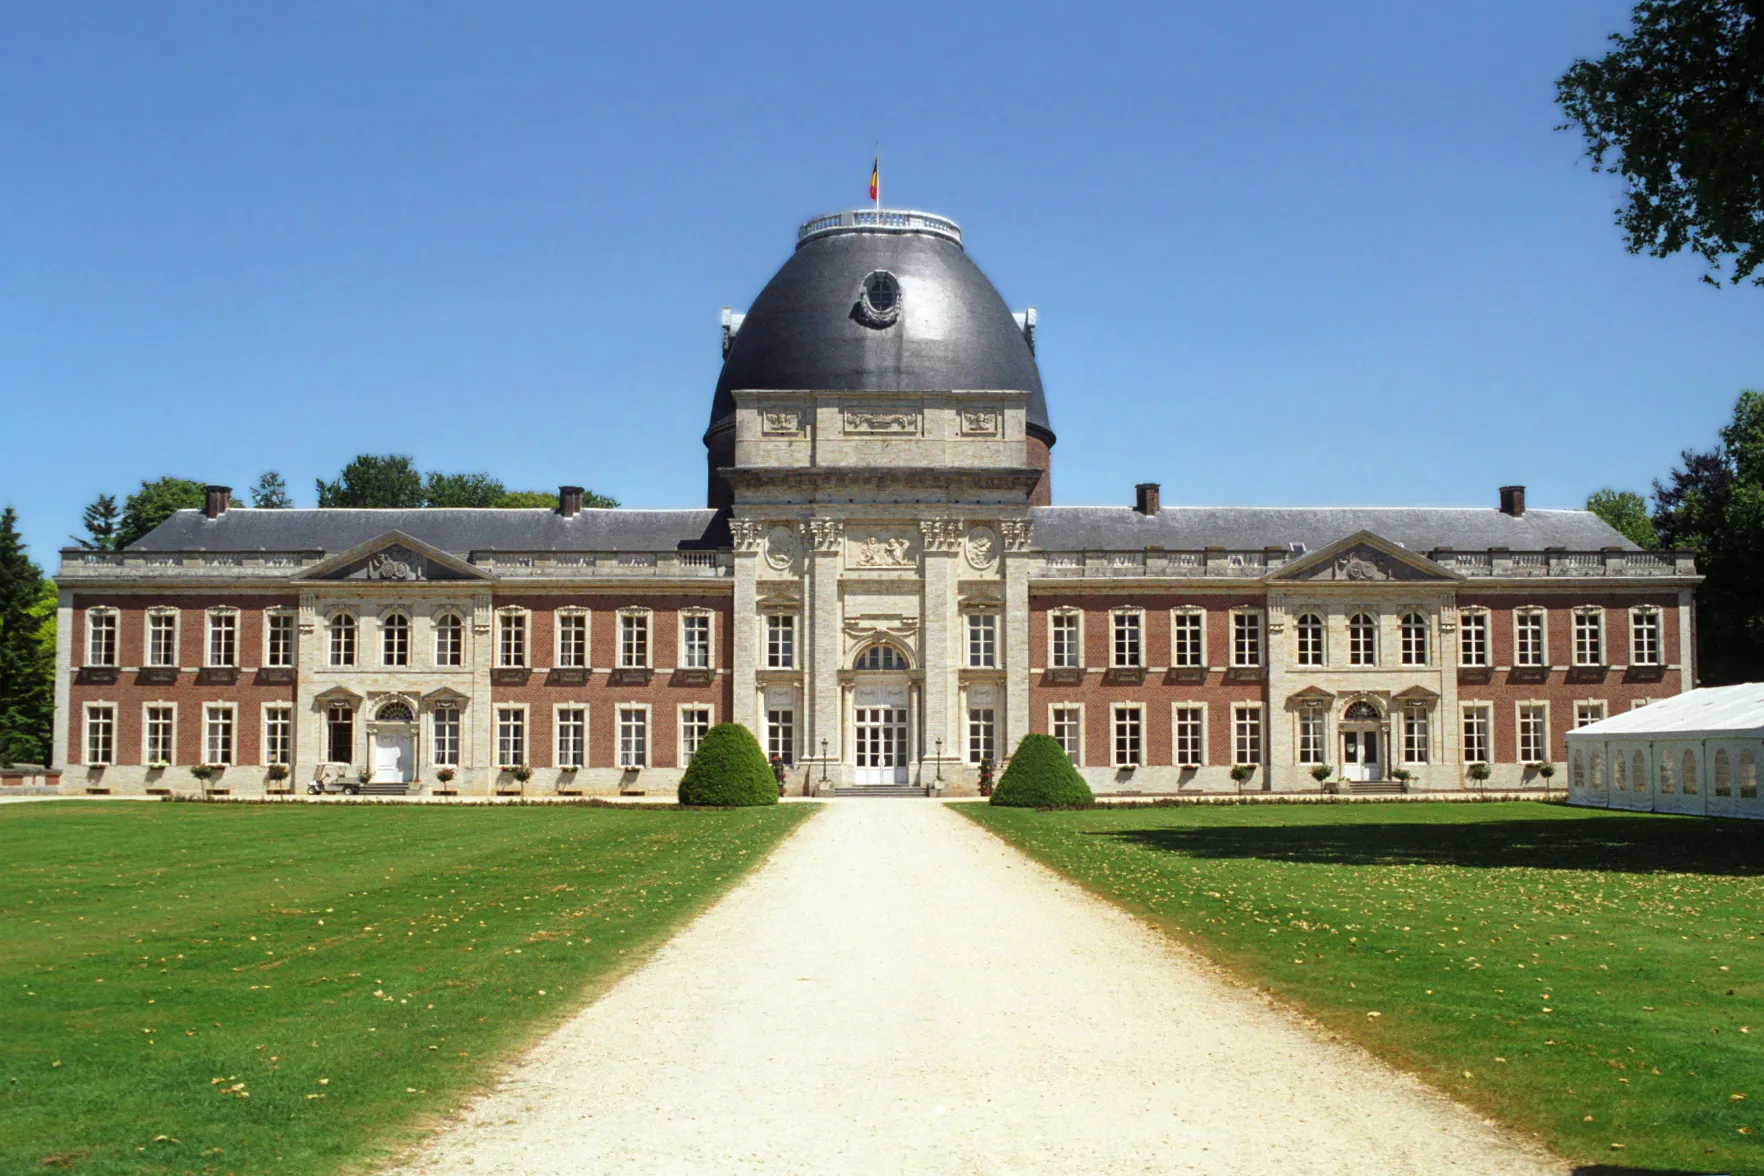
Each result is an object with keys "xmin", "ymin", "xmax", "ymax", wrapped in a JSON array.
[
  {"xmin": 919, "ymin": 518, "xmax": 963, "ymax": 553},
  {"xmin": 760, "ymin": 408, "xmax": 807, "ymax": 436},
  {"xmin": 850, "ymin": 532, "xmax": 916, "ymax": 568},
  {"xmin": 842, "ymin": 408, "xmax": 919, "ymax": 436},
  {"xmin": 959, "ymin": 408, "xmax": 1000, "ymax": 436},
  {"xmin": 730, "ymin": 519, "xmax": 766, "ymax": 552}
]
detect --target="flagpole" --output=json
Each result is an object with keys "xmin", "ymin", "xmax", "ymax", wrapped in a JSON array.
[{"xmin": 875, "ymin": 143, "xmax": 880, "ymax": 216}]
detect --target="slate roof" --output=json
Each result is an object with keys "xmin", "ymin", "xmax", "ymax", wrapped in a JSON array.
[
  {"xmin": 128, "ymin": 509, "xmax": 723, "ymax": 554},
  {"xmin": 1027, "ymin": 506, "xmax": 1637, "ymax": 552},
  {"xmin": 711, "ymin": 227, "xmax": 1049, "ymax": 440}
]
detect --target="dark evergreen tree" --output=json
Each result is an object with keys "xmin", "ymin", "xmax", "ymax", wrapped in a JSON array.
[
  {"xmin": 72, "ymin": 493, "xmax": 119, "ymax": 550},
  {"xmin": 250, "ymin": 471, "xmax": 294, "ymax": 509},
  {"xmin": 0, "ymin": 508, "xmax": 53, "ymax": 766},
  {"xmin": 316, "ymin": 455, "xmax": 424, "ymax": 508},
  {"xmin": 116, "ymin": 477, "xmax": 206, "ymax": 550}
]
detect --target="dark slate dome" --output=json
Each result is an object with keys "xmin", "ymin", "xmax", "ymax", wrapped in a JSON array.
[{"xmin": 708, "ymin": 211, "xmax": 1050, "ymax": 442}]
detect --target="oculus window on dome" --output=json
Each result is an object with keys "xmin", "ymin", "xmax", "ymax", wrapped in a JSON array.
[{"xmin": 855, "ymin": 270, "xmax": 901, "ymax": 329}]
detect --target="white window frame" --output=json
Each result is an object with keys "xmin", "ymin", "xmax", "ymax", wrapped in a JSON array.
[
  {"xmin": 496, "ymin": 608, "xmax": 530, "ymax": 669},
  {"xmin": 679, "ymin": 609, "xmax": 714, "ymax": 670},
  {"xmin": 145, "ymin": 607, "xmax": 180, "ymax": 668},
  {"xmin": 85, "ymin": 607, "xmax": 119, "ymax": 667},
  {"xmin": 1231, "ymin": 609, "xmax": 1264, "ymax": 668},
  {"xmin": 204, "ymin": 702, "xmax": 236, "ymax": 766},
  {"xmin": 617, "ymin": 703, "xmax": 650, "ymax": 768},
  {"xmin": 678, "ymin": 704, "xmax": 714, "ymax": 765},
  {"xmin": 1110, "ymin": 609, "xmax": 1144, "ymax": 669},
  {"xmin": 433, "ymin": 610, "xmax": 465, "ymax": 667},
  {"xmin": 765, "ymin": 613, "xmax": 797, "ymax": 670},
  {"xmin": 555, "ymin": 608, "xmax": 590, "ymax": 670},
  {"xmin": 1172, "ymin": 702, "xmax": 1206, "ymax": 768},
  {"xmin": 1513, "ymin": 608, "xmax": 1547, "ymax": 668},
  {"xmin": 1347, "ymin": 611, "xmax": 1378, "ymax": 667},
  {"xmin": 1232, "ymin": 704, "xmax": 1264, "ymax": 766},
  {"xmin": 1112, "ymin": 703, "xmax": 1144, "ymax": 768},
  {"xmin": 1461, "ymin": 703, "xmax": 1491, "ymax": 765},
  {"xmin": 555, "ymin": 704, "xmax": 588, "ymax": 769},
  {"xmin": 1294, "ymin": 611, "xmax": 1324, "ymax": 668},
  {"xmin": 1399, "ymin": 612, "xmax": 1429, "ymax": 667},
  {"xmin": 1171, "ymin": 607, "xmax": 1206, "ymax": 668},
  {"xmin": 1516, "ymin": 701, "xmax": 1550, "ymax": 765},
  {"xmin": 431, "ymin": 703, "xmax": 461, "ymax": 768},
  {"xmin": 83, "ymin": 702, "xmax": 116, "ymax": 766},
  {"xmin": 1049, "ymin": 703, "xmax": 1084, "ymax": 764},
  {"xmin": 1049, "ymin": 609, "xmax": 1083, "ymax": 669},
  {"xmin": 1401, "ymin": 704, "xmax": 1430, "ymax": 764},
  {"xmin": 1297, "ymin": 706, "xmax": 1326, "ymax": 765},
  {"xmin": 1574, "ymin": 700, "xmax": 1608, "ymax": 728},
  {"xmin": 1629, "ymin": 606, "xmax": 1662, "ymax": 666},
  {"xmin": 328, "ymin": 612, "xmax": 358, "ymax": 668},
  {"xmin": 1458, "ymin": 608, "xmax": 1489, "ymax": 667},
  {"xmin": 142, "ymin": 701, "xmax": 177, "ymax": 766},
  {"xmin": 495, "ymin": 704, "xmax": 528, "ymax": 769},
  {"xmin": 1572, "ymin": 607, "xmax": 1605, "ymax": 667},
  {"xmin": 205, "ymin": 608, "xmax": 238, "ymax": 669},
  {"xmin": 767, "ymin": 706, "xmax": 795, "ymax": 765},
  {"xmin": 966, "ymin": 613, "xmax": 999, "ymax": 669},
  {"xmin": 381, "ymin": 610, "xmax": 411, "ymax": 668},
  {"xmin": 967, "ymin": 706, "xmax": 997, "ymax": 765},
  {"xmin": 618, "ymin": 609, "xmax": 652, "ymax": 670},
  {"xmin": 263, "ymin": 608, "xmax": 296, "ymax": 668},
  {"xmin": 325, "ymin": 702, "xmax": 355, "ymax": 764},
  {"xmin": 262, "ymin": 703, "xmax": 293, "ymax": 766}
]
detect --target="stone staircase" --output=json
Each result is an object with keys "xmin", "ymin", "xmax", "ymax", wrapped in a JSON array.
[
  {"xmin": 822, "ymin": 785, "xmax": 932, "ymax": 798},
  {"xmin": 1348, "ymin": 780, "xmax": 1407, "ymax": 795},
  {"xmin": 361, "ymin": 781, "xmax": 416, "ymax": 797}
]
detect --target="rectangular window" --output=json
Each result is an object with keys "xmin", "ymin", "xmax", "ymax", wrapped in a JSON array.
[
  {"xmin": 1113, "ymin": 705, "xmax": 1143, "ymax": 768},
  {"xmin": 1574, "ymin": 701, "xmax": 1607, "ymax": 728},
  {"xmin": 330, "ymin": 615, "xmax": 356, "ymax": 667},
  {"xmin": 967, "ymin": 707, "xmax": 996, "ymax": 764},
  {"xmin": 767, "ymin": 708, "xmax": 795, "ymax": 765},
  {"xmin": 1174, "ymin": 705, "xmax": 1203, "ymax": 767},
  {"xmin": 496, "ymin": 707, "xmax": 526, "ymax": 768},
  {"xmin": 1297, "ymin": 709, "xmax": 1324, "ymax": 765},
  {"xmin": 207, "ymin": 611, "xmax": 236, "ymax": 667},
  {"xmin": 1402, "ymin": 706, "xmax": 1430, "ymax": 764},
  {"xmin": 1518, "ymin": 703, "xmax": 1548, "ymax": 764},
  {"xmin": 1295, "ymin": 614, "xmax": 1324, "ymax": 667},
  {"xmin": 87, "ymin": 611, "xmax": 117, "ymax": 667},
  {"xmin": 147, "ymin": 611, "xmax": 178, "ymax": 667},
  {"xmin": 265, "ymin": 612, "xmax": 295, "ymax": 668},
  {"xmin": 1515, "ymin": 610, "xmax": 1545, "ymax": 667},
  {"xmin": 145, "ymin": 705, "xmax": 175, "ymax": 765},
  {"xmin": 1233, "ymin": 705, "xmax": 1263, "ymax": 765},
  {"xmin": 498, "ymin": 613, "xmax": 527, "ymax": 668},
  {"xmin": 435, "ymin": 614, "xmax": 464, "ymax": 666},
  {"xmin": 205, "ymin": 705, "xmax": 234, "ymax": 766},
  {"xmin": 1232, "ymin": 612, "xmax": 1263, "ymax": 667},
  {"xmin": 382, "ymin": 614, "xmax": 409, "ymax": 667},
  {"xmin": 1459, "ymin": 610, "xmax": 1488, "ymax": 667},
  {"xmin": 1051, "ymin": 705, "xmax": 1082, "ymax": 763},
  {"xmin": 766, "ymin": 614, "xmax": 796, "ymax": 669},
  {"xmin": 967, "ymin": 614, "xmax": 997, "ymax": 668},
  {"xmin": 557, "ymin": 612, "xmax": 588, "ymax": 669},
  {"xmin": 1631, "ymin": 609, "xmax": 1660, "ymax": 666},
  {"xmin": 618, "ymin": 707, "xmax": 647, "ymax": 768},
  {"xmin": 85, "ymin": 705, "xmax": 115, "ymax": 765},
  {"xmin": 1172, "ymin": 610, "xmax": 1204, "ymax": 667},
  {"xmin": 619, "ymin": 613, "xmax": 650, "ymax": 669},
  {"xmin": 1112, "ymin": 612, "xmax": 1142, "ymax": 668},
  {"xmin": 432, "ymin": 705, "xmax": 460, "ymax": 767},
  {"xmin": 264, "ymin": 705, "xmax": 292, "ymax": 766},
  {"xmin": 681, "ymin": 706, "xmax": 711, "ymax": 763},
  {"xmin": 681, "ymin": 613, "xmax": 711, "ymax": 669},
  {"xmin": 1462, "ymin": 706, "xmax": 1491, "ymax": 765},
  {"xmin": 326, "ymin": 704, "xmax": 354, "ymax": 764},
  {"xmin": 1573, "ymin": 609, "xmax": 1603, "ymax": 666},
  {"xmin": 556, "ymin": 706, "xmax": 587, "ymax": 768},
  {"xmin": 1050, "ymin": 612, "xmax": 1081, "ymax": 668}
]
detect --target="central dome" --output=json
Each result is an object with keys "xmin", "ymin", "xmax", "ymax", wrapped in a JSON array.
[{"xmin": 706, "ymin": 210, "xmax": 1050, "ymax": 443}]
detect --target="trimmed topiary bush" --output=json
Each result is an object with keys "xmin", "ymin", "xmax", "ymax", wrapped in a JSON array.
[
  {"xmin": 990, "ymin": 733, "xmax": 1094, "ymax": 808},
  {"xmin": 677, "ymin": 723, "xmax": 779, "ymax": 807}
]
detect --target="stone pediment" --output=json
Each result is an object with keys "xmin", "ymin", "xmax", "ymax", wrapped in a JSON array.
[
  {"xmin": 1270, "ymin": 531, "xmax": 1461, "ymax": 584},
  {"xmin": 292, "ymin": 531, "xmax": 491, "ymax": 583}
]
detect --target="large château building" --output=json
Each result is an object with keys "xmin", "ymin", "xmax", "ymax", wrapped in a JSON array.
[{"xmin": 54, "ymin": 207, "xmax": 1701, "ymax": 797}]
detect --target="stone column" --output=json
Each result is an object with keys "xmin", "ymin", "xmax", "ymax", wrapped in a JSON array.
[
  {"xmin": 807, "ymin": 518, "xmax": 844, "ymax": 786},
  {"xmin": 920, "ymin": 518, "xmax": 962, "ymax": 784},
  {"xmin": 1001, "ymin": 519, "xmax": 1034, "ymax": 766},
  {"xmin": 730, "ymin": 519, "xmax": 763, "ymax": 736}
]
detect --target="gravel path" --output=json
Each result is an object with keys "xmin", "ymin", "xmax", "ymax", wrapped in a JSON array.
[{"xmin": 385, "ymin": 800, "xmax": 1565, "ymax": 1176}]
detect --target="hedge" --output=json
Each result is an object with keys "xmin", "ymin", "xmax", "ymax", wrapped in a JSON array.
[
  {"xmin": 989, "ymin": 733, "xmax": 1094, "ymax": 808},
  {"xmin": 677, "ymin": 723, "xmax": 779, "ymax": 807}
]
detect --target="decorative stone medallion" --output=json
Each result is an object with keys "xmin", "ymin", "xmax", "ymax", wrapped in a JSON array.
[
  {"xmin": 764, "ymin": 526, "xmax": 799, "ymax": 570},
  {"xmin": 959, "ymin": 408, "xmax": 1000, "ymax": 436},
  {"xmin": 842, "ymin": 408, "xmax": 919, "ymax": 435},
  {"xmin": 965, "ymin": 525, "xmax": 999, "ymax": 570},
  {"xmin": 760, "ymin": 408, "xmax": 807, "ymax": 436},
  {"xmin": 367, "ymin": 547, "xmax": 422, "ymax": 581}
]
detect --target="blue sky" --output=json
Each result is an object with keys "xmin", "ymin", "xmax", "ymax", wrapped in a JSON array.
[{"xmin": 2, "ymin": 1, "xmax": 1759, "ymax": 564}]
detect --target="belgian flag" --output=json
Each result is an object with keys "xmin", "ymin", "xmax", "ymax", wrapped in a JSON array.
[{"xmin": 869, "ymin": 157, "xmax": 879, "ymax": 202}]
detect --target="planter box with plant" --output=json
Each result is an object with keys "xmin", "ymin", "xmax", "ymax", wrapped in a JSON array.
[
  {"xmin": 1467, "ymin": 761, "xmax": 1491, "ymax": 790},
  {"xmin": 435, "ymin": 767, "xmax": 456, "ymax": 795},
  {"xmin": 265, "ymin": 764, "xmax": 290, "ymax": 791},
  {"xmin": 1310, "ymin": 763, "xmax": 1335, "ymax": 793},
  {"xmin": 1229, "ymin": 763, "xmax": 1256, "ymax": 790}
]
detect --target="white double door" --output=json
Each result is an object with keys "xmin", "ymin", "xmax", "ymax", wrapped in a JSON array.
[
  {"xmin": 853, "ymin": 684, "xmax": 910, "ymax": 785},
  {"xmin": 1341, "ymin": 728, "xmax": 1382, "ymax": 783},
  {"xmin": 372, "ymin": 730, "xmax": 414, "ymax": 783}
]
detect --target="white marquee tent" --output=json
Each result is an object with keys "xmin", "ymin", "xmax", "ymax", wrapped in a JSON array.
[{"xmin": 1564, "ymin": 683, "xmax": 1764, "ymax": 820}]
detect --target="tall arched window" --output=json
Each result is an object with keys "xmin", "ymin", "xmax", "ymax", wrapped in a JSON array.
[
  {"xmin": 1348, "ymin": 613, "xmax": 1377, "ymax": 666},
  {"xmin": 434, "ymin": 612, "xmax": 463, "ymax": 666},
  {"xmin": 855, "ymin": 643, "xmax": 908, "ymax": 670},
  {"xmin": 1296, "ymin": 614, "xmax": 1324, "ymax": 666},
  {"xmin": 382, "ymin": 612, "xmax": 409, "ymax": 667},
  {"xmin": 1400, "ymin": 613, "xmax": 1428, "ymax": 666},
  {"xmin": 329, "ymin": 613, "xmax": 356, "ymax": 667},
  {"xmin": 1682, "ymin": 749, "xmax": 1698, "ymax": 794}
]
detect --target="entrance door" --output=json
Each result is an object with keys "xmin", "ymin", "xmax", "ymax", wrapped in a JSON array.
[
  {"xmin": 854, "ymin": 706, "xmax": 909, "ymax": 785},
  {"xmin": 1342, "ymin": 730, "xmax": 1382, "ymax": 783},
  {"xmin": 372, "ymin": 731, "xmax": 413, "ymax": 783}
]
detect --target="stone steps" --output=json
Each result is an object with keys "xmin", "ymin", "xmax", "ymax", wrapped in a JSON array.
[{"xmin": 823, "ymin": 786, "xmax": 931, "ymax": 798}]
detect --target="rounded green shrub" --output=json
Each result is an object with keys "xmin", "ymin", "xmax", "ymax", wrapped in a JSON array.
[
  {"xmin": 677, "ymin": 722, "xmax": 779, "ymax": 807},
  {"xmin": 990, "ymin": 733, "xmax": 1094, "ymax": 808}
]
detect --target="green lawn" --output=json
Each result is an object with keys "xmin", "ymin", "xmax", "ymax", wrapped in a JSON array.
[
  {"xmin": 0, "ymin": 799, "xmax": 811, "ymax": 1175},
  {"xmin": 962, "ymin": 800, "xmax": 1764, "ymax": 1176}
]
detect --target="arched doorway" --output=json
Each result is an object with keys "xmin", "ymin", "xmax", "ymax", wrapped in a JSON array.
[
  {"xmin": 852, "ymin": 643, "xmax": 911, "ymax": 786},
  {"xmin": 369, "ymin": 699, "xmax": 416, "ymax": 784},
  {"xmin": 1339, "ymin": 699, "xmax": 1384, "ymax": 783}
]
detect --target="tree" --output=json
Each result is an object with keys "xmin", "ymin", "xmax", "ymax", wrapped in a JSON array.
[
  {"xmin": 72, "ymin": 493, "xmax": 119, "ymax": 550},
  {"xmin": 0, "ymin": 508, "xmax": 53, "ymax": 766},
  {"xmin": 990, "ymin": 733, "xmax": 1094, "ymax": 808},
  {"xmin": 250, "ymin": 471, "xmax": 293, "ymax": 509},
  {"xmin": 1556, "ymin": 0, "xmax": 1764, "ymax": 286},
  {"xmin": 496, "ymin": 489, "xmax": 561, "ymax": 508},
  {"xmin": 1653, "ymin": 389, "xmax": 1764, "ymax": 684},
  {"xmin": 116, "ymin": 477, "xmax": 206, "ymax": 550},
  {"xmin": 316, "ymin": 455, "xmax": 424, "ymax": 509},
  {"xmin": 1586, "ymin": 488, "xmax": 1659, "ymax": 548},
  {"xmin": 424, "ymin": 472, "xmax": 506, "ymax": 508}
]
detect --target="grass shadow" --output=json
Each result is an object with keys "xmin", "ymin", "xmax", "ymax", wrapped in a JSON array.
[{"xmin": 1096, "ymin": 815, "xmax": 1764, "ymax": 877}]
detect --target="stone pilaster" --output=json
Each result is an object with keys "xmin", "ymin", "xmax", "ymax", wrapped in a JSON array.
[
  {"xmin": 730, "ymin": 520, "xmax": 763, "ymax": 735},
  {"xmin": 1004, "ymin": 545, "xmax": 1031, "ymax": 764},
  {"xmin": 806, "ymin": 518, "xmax": 844, "ymax": 783},
  {"xmin": 920, "ymin": 518, "xmax": 962, "ymax": 782}
]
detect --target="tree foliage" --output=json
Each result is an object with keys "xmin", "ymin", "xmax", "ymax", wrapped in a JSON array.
[
  {"xmin": 676, "ymin": 723, "xmax": 778, "ymax": 806},
  {"xmin": 0, "ymin": 508, "xmax": 54, "ymax": 766},
  {"xmin": 250, "ymin": 471, "xmax": 294, "ymax": 509},
  {"xmin": 423, "ymin": 472, "xmax": 506, "ymax": 508},
  {"xmin": 1556, "ymin": 0, "xmax": 1764, "ymax": 285},
  {"xmin": 1653, "ymin": 389, "xmax": 1764, "ymax": 684},
  {"xmin": 1586, "ymin": 488, "xmax": 1659, "ymax": 548},
  {"xmin": 990, "ymin": 733, "xmax": 1094, "ymax": 808},
  {"xmin": 72, "ymin": 494, "xmax": 119, "ymax": 550},
  {"xmin": 116, "ymin": 477, "xmax": 206, "ymax": 549},
  {"xmin": 316, "ymin": 455, "xmax": 425, "ymax": 509}
]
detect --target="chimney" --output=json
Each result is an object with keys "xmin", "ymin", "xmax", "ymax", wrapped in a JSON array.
[
  {"xmin": 1498, "ymin": 485, "xmax": 1526, "ymax": 518},
  {"xmin": 204, "ymin": 485, "xmax": 231, "ymax": 519},
  {"xmin": 558, "ymin": 485, "xmax": 584, "ymax": 518},
  {"xmin": 1134, "ymin": 483, "xmax": 1161, "ymax": 515}
]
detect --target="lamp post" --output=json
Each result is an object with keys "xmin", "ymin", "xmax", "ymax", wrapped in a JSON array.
[
  {"xmin": 934, "ymin": 737, "xmax": 943, "ymax": 783},
  {"xmin": 820, "ymin": 737, "xmax": 828, "ymax": 785}
]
